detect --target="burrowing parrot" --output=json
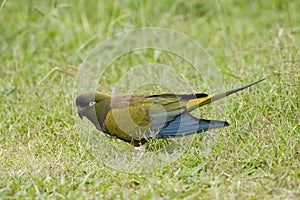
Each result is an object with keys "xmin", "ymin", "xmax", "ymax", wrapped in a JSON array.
[{"xmin": 76, "ymin": 79, "xmax": 264, "ymax": 146}]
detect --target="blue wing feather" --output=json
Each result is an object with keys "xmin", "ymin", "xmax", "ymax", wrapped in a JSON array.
[{"xmin": 156, "ymin": 112, "xmax": 229, "ymax": 139}]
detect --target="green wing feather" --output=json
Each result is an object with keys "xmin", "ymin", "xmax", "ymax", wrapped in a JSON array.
[{"xmin": 105, "ymin": 94, "xmax": 208, "ymax": 141}]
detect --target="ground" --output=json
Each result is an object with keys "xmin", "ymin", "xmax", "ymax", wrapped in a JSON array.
[{"xmin": 0, "ymin": 0, "xmax": 299, "ymax": 199}]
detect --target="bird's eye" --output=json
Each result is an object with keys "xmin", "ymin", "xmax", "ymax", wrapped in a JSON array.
[{"xmin": 89, "ymin": 101, "xmax": 96, "ymax": 107}]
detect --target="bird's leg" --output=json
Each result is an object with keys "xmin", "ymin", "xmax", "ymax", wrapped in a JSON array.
[{"xmin": 134, "ymin": 146, "xmax": 144, "ymax": 151}]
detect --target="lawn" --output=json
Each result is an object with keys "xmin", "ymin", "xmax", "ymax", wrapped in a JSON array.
[{"xmin": 0, "ymin": 0, "xmax": 299, "ymax": 199}]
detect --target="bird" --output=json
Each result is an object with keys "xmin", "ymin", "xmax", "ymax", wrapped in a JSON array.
[{"xmin": 76, "ymin": 79, "xmax": 264, "ymax": 146}]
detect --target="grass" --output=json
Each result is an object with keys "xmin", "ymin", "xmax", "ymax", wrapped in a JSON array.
[{"xmin": 1, "ymin": 0, "xmax": 299, "ymax": 199}]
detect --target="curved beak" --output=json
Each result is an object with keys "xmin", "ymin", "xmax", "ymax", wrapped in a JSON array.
[
  {"xmin": 78, "ymin": 111, "xmax": 83, "ymax": 119},
  {"xmin": 77, "ymin": 106, "xmax": 85, "ymax": 119}
]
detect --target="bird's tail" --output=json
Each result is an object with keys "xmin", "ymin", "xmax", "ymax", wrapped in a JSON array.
[{"xmin": 186, "ymin": 78, "xmax": 265, "ymax": 111}]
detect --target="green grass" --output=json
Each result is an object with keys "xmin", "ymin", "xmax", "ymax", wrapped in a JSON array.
[{"xmin": 1, "ymin": 0, "xmax": 299, "ymax": 199}]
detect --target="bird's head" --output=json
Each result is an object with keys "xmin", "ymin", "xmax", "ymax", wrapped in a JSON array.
[{"xmin": 76, "ymin": 92, "xmax": 111, "ymax": 130}]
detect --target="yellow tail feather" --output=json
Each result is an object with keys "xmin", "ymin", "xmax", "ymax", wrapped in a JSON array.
[{"xmin": 186, "ymin": 78, "xmax": 265, "ymax": 112}]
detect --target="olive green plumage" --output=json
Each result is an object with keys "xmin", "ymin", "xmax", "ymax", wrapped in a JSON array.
[{"xmin": 76, "ymin": 79, "xmax": 264, "ymax": 146}]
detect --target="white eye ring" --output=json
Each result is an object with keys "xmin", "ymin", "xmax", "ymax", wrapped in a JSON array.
[{"xmin": 89, "ymin": 101, "xmax": 96, "ymax": 107}]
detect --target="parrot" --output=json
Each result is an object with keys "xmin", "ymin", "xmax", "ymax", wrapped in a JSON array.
[{"xmin": 76, "ymin": 79, "xmax": 264, "ymax": 146}]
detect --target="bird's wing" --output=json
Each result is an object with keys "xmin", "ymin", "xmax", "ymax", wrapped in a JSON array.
[
  {"xmin": 129, "ymin": 93, "xmax": 212, "ymax": 132},
  {"xmin": 156, "ymin": 111, "xmax": 228, "ymax": 138},
  {"xmin": 107, "ymin": 94, "xmax": 206, "ymax": 137},
  {"xmin": 110, "ymin": 94, "xmax": 189, "ymax": 125}
]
